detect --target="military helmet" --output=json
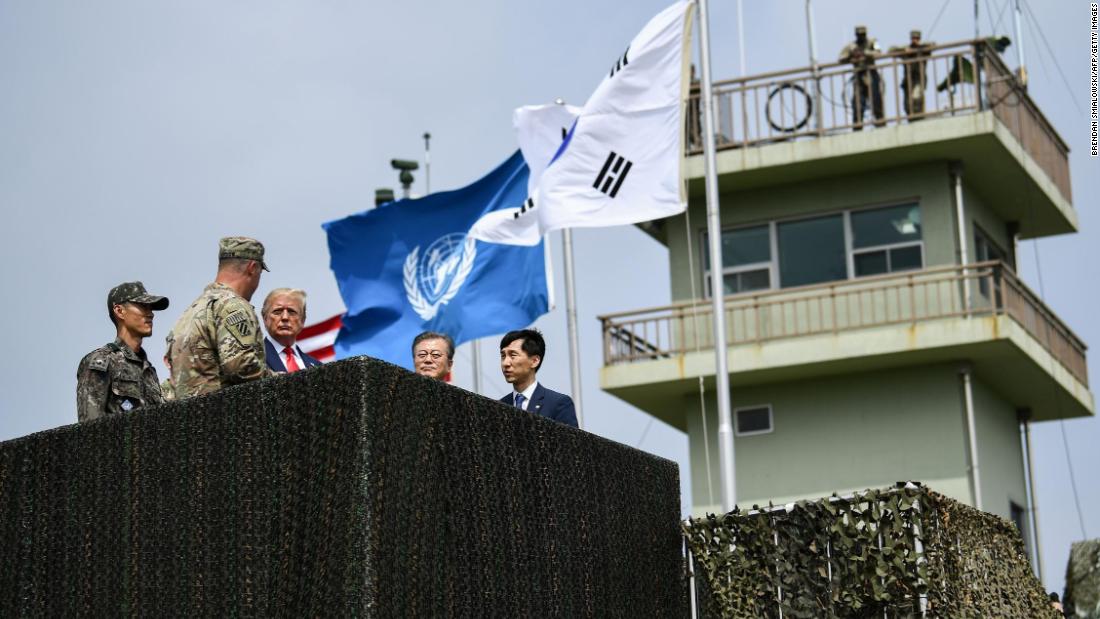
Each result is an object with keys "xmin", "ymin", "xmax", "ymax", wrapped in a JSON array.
[
  {"xmin": 910, "ymin": 29, "xmax": 922, "ymax": 39},
  {"xmin": 855, "ymin": 25, "xmax": 868, "ymax": 36}
]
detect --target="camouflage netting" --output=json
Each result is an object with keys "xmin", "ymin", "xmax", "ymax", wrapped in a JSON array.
[
  {"xmin": 1064, "ymin": 539, "xmax": 1100, "ymax": 618},
  {"xmin": 0, "ymin": 356, "xmax": 684, "ymax": 617},
  {"xmin": 683, "ymin": 483, "xmax": 1057, "ymax": 618}
]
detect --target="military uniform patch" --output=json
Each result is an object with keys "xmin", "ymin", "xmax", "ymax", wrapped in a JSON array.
[{"xmin": 225, "ymin": 310, "xmax": 252, "ymax": 339}]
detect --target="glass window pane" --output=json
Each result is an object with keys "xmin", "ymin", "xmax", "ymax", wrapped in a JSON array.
[
  {"xmin": 739, "ymin": 269, "xmax": 770, "ymax": 292},
  {"xmin": 889, "ymin": 245, "xmax": 923, "ymax": 271},
  {"xmin": 854, "ymin": 250, "xmax": 889, "ymax": 276},
  {"xmin": 778, "ymin": 215, "xmax": 846, "ymax": 287},
  {"xmin": 851, "ymin": 204, "xmax": 922, "ymax": 249},
  {"xmin": 722, "ymin": 225, "xmax": 771, "ymax": 268},
  {"xmin": 722, "ymin": 269, "xmax": 770, "ymax": 295}
]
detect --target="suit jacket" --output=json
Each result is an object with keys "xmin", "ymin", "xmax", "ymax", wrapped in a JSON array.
[
  {"xmin": 499, "ymin": 383, "xmax": 578, "ymax": 428},
  {"xmin": 264, "ymin": 337, "xmax": 323, "ymax": 373}
]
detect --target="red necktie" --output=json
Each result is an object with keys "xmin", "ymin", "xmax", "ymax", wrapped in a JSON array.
[{"xmin": 284, "ymin": 347, "xmax": 301, "ymax": 373}]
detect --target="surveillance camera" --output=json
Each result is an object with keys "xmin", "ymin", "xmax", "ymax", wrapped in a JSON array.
[{"xmin": 390, "ymin": 159, "xmax": 419, "ymax": 171}]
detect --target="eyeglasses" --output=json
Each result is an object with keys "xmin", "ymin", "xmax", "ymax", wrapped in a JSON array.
[{"xmin": 415, "ymin": 351, "xmax": 446, "ymax": 361}]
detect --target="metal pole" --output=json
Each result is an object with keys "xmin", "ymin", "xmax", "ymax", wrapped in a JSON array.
[
  {"xmin": 561, "ymin": 228, "xmax": 585, "ymax": 429},
  {"xmin": 736, "ymin": 0, "xmax": 746, "ymax": 77},
  {"xmin": 1013, "ymin": 0, "xmax": 1027, "ymax": 87},
  {"xmin": 974, "ymin": 0, "xmax": 980, "ymax": 41},
  {"xmin": 951, "ymin": 162, "xmax": 972, "ymax": 313},
  {"xmin": 698, "ymin": 0, "xmax": 737, "ymax": 513},
  {"xmin": 553, "ymin": 97, "xmax": 585, "ymax": 430},
  {"xmin": 423, "ymin": 132, "xmax": 432, "ymax": 194},
  {"xmin": 960, "ymin": 365, "xmax": 982, "ymax": 511},
  {"xmin": 805, "ymin": 0, "xmax": 824, "ymax": 134},
  {"xmin": 1019, "ymin": 409, "xmax": 1045, "ymax": 581},
  {"xmin": 470, "ymin": 340, "xmax": 482, "ymax": 395}
]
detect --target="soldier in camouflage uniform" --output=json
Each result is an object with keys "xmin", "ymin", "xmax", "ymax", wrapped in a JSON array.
[
  {"xmin": 890, "ymin": 30, "xmax": 935, "ymax": 120},
  {"xmin": 76, "ymin": 281, "xmax": 170, "ymax": 422},
  {"xmin": 168, "ymin": 237, "xmax": 274, "ymax": 399},
  {"xmin": 839, "ymin": 25, "xmax": 885, "ymax": 130}
]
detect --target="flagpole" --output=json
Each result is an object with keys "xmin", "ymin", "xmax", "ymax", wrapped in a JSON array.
[
  {"xmin": 561, "ymin": 228, "xmax": 584, "ymax": 429},
  {"xmin": 423, "ymin": 132, "xmax": 432, "ymax": 193},
  {"xmin": 470, "ymin": 340, "xmax": 482, "ymax": 395},
  {"xmin": 553, "ymin": 96, "xmax": 585, "ymax": 430},
  {"xmin": 697, "ymin": 0, "xmax": 737, "ymax": 512}
]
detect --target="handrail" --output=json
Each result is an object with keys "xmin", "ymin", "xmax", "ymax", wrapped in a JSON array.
[
  {"xmin": 682, "ymin": 39, "xmax": 1073, "ymax": 203},
  {"xmin": 600, "ymin": 262, "xmax": 1087, "ymax": 386}
]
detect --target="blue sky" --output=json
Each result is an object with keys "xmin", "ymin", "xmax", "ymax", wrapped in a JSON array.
[{"xmin": 0, "ymin": 0, "xmax": 1094, "ymax": 595}]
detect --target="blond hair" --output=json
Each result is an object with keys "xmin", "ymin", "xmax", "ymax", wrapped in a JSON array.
[{"xmin": 262, "ymin": 288, "xmax": 307, "ymax": 321}]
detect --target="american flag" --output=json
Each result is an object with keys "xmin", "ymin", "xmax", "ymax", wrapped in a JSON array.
[{"xmin": 298, "ymin": 314, "xmax": 342, "ymax": 362}]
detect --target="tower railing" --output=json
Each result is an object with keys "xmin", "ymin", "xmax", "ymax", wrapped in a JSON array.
[
  {"xmin": 599, "ymin": 261, "xmax": 1087, "ymax": 387},
  {"xmin": 685, "ymin": 39, "xmax": 1071, "ymax": 202}
]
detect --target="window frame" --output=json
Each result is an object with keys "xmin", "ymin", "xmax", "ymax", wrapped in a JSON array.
[
  {"xmin": 846, "ymin": 203, "xmax": 926, "ymax": 278},
  {"xmin": 702, "ymin": 221, "xmax": 778, "ymax": 297},
  {"xmin": 701, "ymin": 200, "xmax": 925, "ymax": 298},
  {"xmin": 734, "ymin": 404, "xmax": 774, "ymax": 437}
]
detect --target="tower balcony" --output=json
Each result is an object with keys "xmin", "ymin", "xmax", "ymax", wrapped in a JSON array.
[
  {"xmin": 667, "ymin": 39, "xmax": 1074, "ymax": 241},
  {"xmin": 599, "ymin": 262, "xmax": 1092, "ymax": 427}
]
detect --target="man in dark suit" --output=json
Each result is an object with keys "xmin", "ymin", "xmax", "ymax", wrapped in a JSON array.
[
  {"xmin": 498, "ymin": 329, "xmax": 577, "ymax": 428},
  {"xmin": 262, "ymin": 288, "xmax": 322, "ymax": 373}
]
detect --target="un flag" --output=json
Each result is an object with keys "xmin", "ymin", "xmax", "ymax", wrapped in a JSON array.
[{"xmin": 323, "ymin": 151, "xmax": 549, "ymax": 369}]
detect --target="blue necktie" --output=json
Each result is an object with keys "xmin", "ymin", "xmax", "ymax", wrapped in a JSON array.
[{"xmin": 514, "ymin": 393, "xmax": 526, "ymax": 410}]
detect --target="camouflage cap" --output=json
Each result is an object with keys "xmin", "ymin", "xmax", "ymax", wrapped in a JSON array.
[
  {"xmin": 910, "ymin": 29, "xmax": 922, "ymax": 39},
  {"xmin": 108, "ymin": 281, "xmax": 169, "ymax": 312},
  {"xmin": 218, "ymin": 236, "xmax": 270, "ymax": 272},
  {"xmin": 855, "ymin": 25, "xmax": 868, "ymax": 35}
]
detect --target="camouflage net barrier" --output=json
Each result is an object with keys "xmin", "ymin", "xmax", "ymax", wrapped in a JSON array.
[
  {"xmin": 0, "ymin": 357, "xmax": 684, "ymax": 617},
  {"xmin": 683, "ymin": 483, "xmax": 1057, "ymax": 618},
  {"xmin": 1064, "ymin": 539, "xmax": 1100, "ymax": 618}
]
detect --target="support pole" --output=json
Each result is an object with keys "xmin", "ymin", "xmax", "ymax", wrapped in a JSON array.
[
  {"xmin": 470, "ymin": 340, "xmax": 482, "ymax": 395},
  {"xmin": 561, "ymin": 228, "xmax": 585, "ymax": 429},
  {"xmin": 805, "ymin": 0, "xmax": 824, "ymax": 134},
  {"xmin": 423, "ymin": 132, "xmax": 432, "ymax": 194},
  {"xmin": 736, "ymin": 0, "xmax": 746, "ymax": 77},
  {"xmin": 1013, "ymin": 0, "xmax": 1027, "ymax": 87},
  {"xmin": 951, "ymin": 162, "xmax": 972, "ymax": 313},
  {"xmin": 960, "ymin": 365, "xmax": 982, "ymax": 511},
  {"xmin": 1018, "ymin": 408, "xmax": 1044, "ymax": 581},
  {"xmin": 698, "ymin": 0, "xmax": 737, "ymax": 513}
]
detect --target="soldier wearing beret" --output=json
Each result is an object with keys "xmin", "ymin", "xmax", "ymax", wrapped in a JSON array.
[
  {"xmin": 167, "ymin": 237, "xmax": 274, "ymax": 399},
  {"xmin": 76, "ymin": 281, "xmax": 170, "ymax": 422}
]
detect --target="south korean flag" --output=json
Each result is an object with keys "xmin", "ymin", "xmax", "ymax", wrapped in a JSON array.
[
  {"xmin": 467, "ymin": 102, "xmax": 580, "ymax": 246},
  {"xmin": 469, "ymin": 0, "xmax": 695, "ymax": 245}
]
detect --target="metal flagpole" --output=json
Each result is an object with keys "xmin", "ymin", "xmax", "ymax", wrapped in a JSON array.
[
  {"xmin": 553, "ymin": 97, "xmax": 585, "ymax": 430},
  {"xmin": 470, "ymin": 340, "xmax": 482, "ymax": 395},
  {"xmin": 697, "ymin": 0, "xmax": 736, "ymax": 512},
  {"xmin": 1012, "ymin": 0, "xmax": 1027, "ymax": 88},
  {"xmin": 423, "ymin": 132, "xmax": 432, "ymax": 193},
  {"xmin": 561, "ymin": 228, "xmax": 584, "ymax": 428},
  {"xmin": 736, "ymin": 0, "xmax": 746, "ymax": 76},
  {"xmin": 805, "ymin": 0, "xmax": 824, "ymax": 134}
]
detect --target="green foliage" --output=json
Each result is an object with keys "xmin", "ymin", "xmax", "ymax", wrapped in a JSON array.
[{"xmin": 684, "ymin": 484, "xmax": 1058, "ymax": 618}]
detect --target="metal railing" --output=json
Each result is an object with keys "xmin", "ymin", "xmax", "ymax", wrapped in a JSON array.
[
  {"xmin": 598, "ymin": 261, "xmax": 1088, "ymax": 387},
  {"xmin": 685, "ymin": 39, "xmax": 1071, "ymax": 202}
]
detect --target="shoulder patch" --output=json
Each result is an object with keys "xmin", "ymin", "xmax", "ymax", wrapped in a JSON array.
[
  {"xmin": 87, "ymin": 356, "xmax": 109, "ymax": 372},
  {"xmin": 225, "ymin": 310, "xmax": 252, "ymax": 337}
]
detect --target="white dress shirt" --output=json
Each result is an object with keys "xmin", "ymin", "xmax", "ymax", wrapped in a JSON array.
[
  {"xmin": 511, "ymin": 381, "xmax": 539, "ymax": 411},
  {"xmin": 268, "ymin": 337, "xmax": 305, "ymax": 372}
]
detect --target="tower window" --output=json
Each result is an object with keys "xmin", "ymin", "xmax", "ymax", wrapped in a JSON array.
[{"xmin": 735, "ymin": 405, "xmax": 773, "ymax": 436}]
